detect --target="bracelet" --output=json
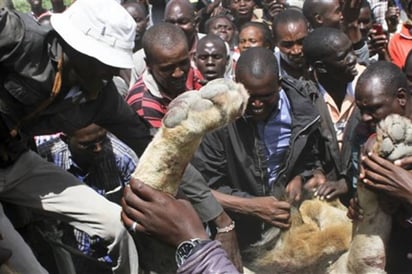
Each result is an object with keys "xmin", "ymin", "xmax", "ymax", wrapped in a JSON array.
[{"xmin": 216, "ymin": 221, "xmax": 235, "ymax": 233}]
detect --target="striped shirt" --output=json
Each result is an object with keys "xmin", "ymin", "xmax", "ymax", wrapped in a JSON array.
[{"xmin": 36, "ymin": 133, "xmax": 138, "ymax": 262}]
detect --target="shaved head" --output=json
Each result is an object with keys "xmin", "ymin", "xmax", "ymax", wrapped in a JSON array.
[{"xmin": 142, "ymin": 22, "xmax": 188, "ymax": 62}]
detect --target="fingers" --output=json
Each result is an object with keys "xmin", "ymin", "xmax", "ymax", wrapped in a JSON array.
[{"xmin": 394, "ymin": 155, "xmax": 412, "ymax": 168}]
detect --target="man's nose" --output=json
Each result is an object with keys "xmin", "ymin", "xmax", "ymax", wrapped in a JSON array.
[{"xmin": 172, "ymin": 66, "xmax": 185, "ymax": 78}]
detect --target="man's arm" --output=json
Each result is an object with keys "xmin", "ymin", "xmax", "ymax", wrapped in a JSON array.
[
  {"xmin": 211, "ymin": 189, "xmax": 291, "ymax": 228},
  {"xmin": 94, "ymin": 82, "xmax": 152, "ymax": 157},
  {"xmin": 342, "ymin": 0, "xmax": 370, "ymax": 65},
  {"xmin": 121, "ymin": 180, "xmax": 240, "ymax": 273}
]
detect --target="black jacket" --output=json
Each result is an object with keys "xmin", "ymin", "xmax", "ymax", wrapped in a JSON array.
[
  {"xmin": 0, "ymin": 9, "xmax": 151, "ymax": 160},
  {"xmin": 192, "ymin": 76, "xmax": 322, "ymax": 248}
]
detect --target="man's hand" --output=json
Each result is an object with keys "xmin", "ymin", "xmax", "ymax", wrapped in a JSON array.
[
  {"xmin": 314, "ymin": 178, "xmax": 349, "ymax": 201},
  {"xmin": 368, "ymin": 29, "xmax": 389, "ymax": 60},
  {"xmin": 360, "ymin": 152, "xmax": 412, "ymax": 205},
  {"xmin": 250, "ymin": 196, "xmax": 291, "ymax": 228},
  {"xmin": 347, "ymin": 195, "xmax": 363, "ymax": 221},
  {"xmin": 121, "ymin": 178, "xmax": 208, "ymax": 247},
  {"xmin": 342, "ymin": 0, "xmax": 362, "ymax": 24},
  {"xmin": 264, "ymin": 0, "xmax": 287, "ymax": 19},
  {"xmin": 286, "ymin": 175, "xmax": 303, "ymax": 203},
  {"xmin": 304, "ymin": 170, "xmax": 327, "ymax": 191}
]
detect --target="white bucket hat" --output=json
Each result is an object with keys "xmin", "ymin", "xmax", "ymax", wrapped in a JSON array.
[{"xmin": 51, "ymin": 0, "xmax": 136, "ymax": 69}]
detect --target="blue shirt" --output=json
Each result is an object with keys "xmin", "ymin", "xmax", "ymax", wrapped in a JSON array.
[{"xmin": 257, "ymin": 89, "xmax": 292, "ymax": 187}]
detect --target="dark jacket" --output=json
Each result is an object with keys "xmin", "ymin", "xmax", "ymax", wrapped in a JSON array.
[
  {"xmin": 0, "ymin": 9, "xmax": 151, "ymax": 160},
  {"xmin": 177, "ymin": 241, "xmax": 240, "ymax": 274},
  {"xmin": 192, "ymin": 76, "xmax": 321, "ymax": 248},
  {"xmin": 314, "ymin": 88, "xmax": 361, "ymax": 202}
]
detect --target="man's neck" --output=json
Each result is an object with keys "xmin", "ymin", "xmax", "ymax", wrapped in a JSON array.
[
  {"xmin": 318, "ymin": 75, "xmax": 349, "ymax": 109},
  {"xmin": 281, "ymin": 58, "xmax": 307, "ymax": 80}
]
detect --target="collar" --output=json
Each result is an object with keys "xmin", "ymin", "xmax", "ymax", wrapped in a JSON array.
[
  {"xmin": 317, "ymin": 81, "xmax": 354, "ymax": 100},
  {"xmin": 142, "ymin": 70, "xmax": 173, "ymax": 101}
]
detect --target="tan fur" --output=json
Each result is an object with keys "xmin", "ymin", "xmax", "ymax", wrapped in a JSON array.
[
  {"xmin": 132, "ymin": 79, "xmax": 249, "ymax": 195},
  {"xmin": 246, "ymin": 198, "xmax": 352, "ymax": 274}
]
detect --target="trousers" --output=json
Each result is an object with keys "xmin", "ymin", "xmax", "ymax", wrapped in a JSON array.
[{"xmin": 0, "ymin": 150, "xmax": 138, "ymax": 274}]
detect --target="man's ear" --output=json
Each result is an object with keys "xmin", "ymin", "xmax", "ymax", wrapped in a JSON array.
[
  {"xmin": 314, "ymin": 13, "xmax": 323, "ymax": 26},
  {"xmin": 396, "ymin": 87, "xmax": 408, "ymax": 106},
  {"xmin": 313, "ymin": 60, "xmax": 327, "ymax": 74}
]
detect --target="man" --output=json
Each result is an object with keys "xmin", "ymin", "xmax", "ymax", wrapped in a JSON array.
[
  {"xmin": 129, "ymin": 0, "xmax": 204, "ymax": 86},
  {"xmin": 192, "ymin": 47, "xmax": 322, "ymax": 257},
  {"xmin": 126, "ymin": 23, "xmax": 242, "ymax": 271},
  {"xmin": 36, "ymin": 124, "xmax": 138, "ymax": 272},
  {"xmin": 351, "ymin": 61, "xmax": 412, "ymax": 272},
  {"xmin": 357, "ymin": 0, "xmax": 391, "ymax": 62},
  {"xmin": 302, "ymin": 0, "xmax": 370, "ymax": 65},
  {"xmin": 388, "ymin": 0, "xmax": 412, "ymax": 67},
  {"xmin": 116, "ymin": 1, "xmax": 149, "ymax": 94},
  {"xmin": 272, "ymin": 9, "xmax": 310, "ymax": 79},
  {"xmin": 27, "ymin": 0, "xmax": 49, "ymax": 20},
  {"xmin": 302, "ymin": 27, "xmax": 364, "ymax": 203},
  {"xmin": 237, "ymin": 21, "xmax": 273, "ymax": 54},
  {"xmin": 228, "ymin": 0, "xmax": 257, "ymax": 30},
  {"xmin": 188, "ymin": 34, "xmax": 229, "ymax": 90},
  {"xmin": 0, "ymin": 0, "xmax": 151, "ymax": 272}
]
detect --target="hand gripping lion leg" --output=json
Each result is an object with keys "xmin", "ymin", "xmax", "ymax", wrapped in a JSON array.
[
  {"xmin": 131, "ymin": 78, "xmax": 249, "ymax": 195},
  {"xmin": 328, "ymin": 114, "xmax": 412, "ymax": 273}
]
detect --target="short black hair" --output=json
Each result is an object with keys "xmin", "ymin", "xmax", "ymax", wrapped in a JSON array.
[
  {"xmin": 357, "ymin": 61, "xmax": 408, "ymax": 97},
  {"xmin": 302, "ymin": 27, "xmax": 348, "ymax": 65},
  {"xmin": 236, "ymin": 47, "xmax": 279, "ymax": 79},
  {"xmin": 239, "ymin": 21, "xmax": 273, "ymax": 50},
  {"xmin": 205, "ymin": 15, "xmax": 236, "ymax": 33},
  {"xmin": 302, "ymin": 0, "xmax": 329, "ymax": 28},
  {"xmin": 272, "ymin": 9, "xmax": 308, "ymax": 42},
  {"xmin": 142, "ymin": 22, "xmax": 188, "ymax": 61}
]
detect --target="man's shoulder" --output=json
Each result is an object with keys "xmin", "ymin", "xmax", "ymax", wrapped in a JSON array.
[{"xmin": 108, "ymin": 133, "xmax": 139, "ymax": 164}]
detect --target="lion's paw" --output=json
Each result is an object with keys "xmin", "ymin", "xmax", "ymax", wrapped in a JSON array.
[
  {"xmin": 163, "ymin": 79, "xmax": 248, "ymax": 133},
  {"xmin": 375, "ymin": 114, "xmax": 412, "ymax": 161}
]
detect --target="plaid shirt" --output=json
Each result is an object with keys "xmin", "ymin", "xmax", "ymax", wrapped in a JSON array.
[{"xmin": 36, "ymin": 133, "xmax": 138, "ymax": 262}]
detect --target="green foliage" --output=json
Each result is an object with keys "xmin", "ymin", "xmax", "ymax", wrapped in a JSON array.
[{"xmin": 13, "ymin": 0, "xmax": 72, "ymax": 12}]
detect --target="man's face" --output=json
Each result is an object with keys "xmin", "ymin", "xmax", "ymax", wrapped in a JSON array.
[
  {"xmin": 356, "ymin": 79, "xmax": 403, "ymax": 131},
  {"xmin": 28, "ymin": 0, "xmax": 42, "ymax": 9},
  {"xmin": 238, "ymin": 26, "xmax": 265, "ymax": 53},
  {"xmin": 70, "ymin": 54, "xmax": 120, "ymax": 99},
  {"xmin": 208, "ymin": 18, "xmax": 235, "ymax": 44},
  {"xmin": 275, "ymin": 20, "xmax": 308, "ymax": 68},
  {"xmin": 195, "ymin": 39, "xmax": 227, "ymax": 81},
  {"xmin": 358, "ymin": 6, "xmax": 373, "ymax": 39},
  {"xmin": 124, "ymin": 5, "xmax": 147, "ymax": 51},
  {"xmin": 319, "ymin": 36, "xmax": 358, "ymax": 83},
  {"xmin": 229, "ymin": 0, "xmax": 256, "ymax": 21},
  {"xmin": 66, "ymin": 124, "xmax": 109, "ymax": 169},
  {"xmin": 147, "ymin": 43, "xmax": 190, "ymax": 99},
  {"xmin": 318, "ymin": 0, "xmax": 343, "ymax": 29},
  {"xmin": 237, "ymin": 71, "xmax": 280, "ymax": 121},
  {"xmin": 164, "ymin": 4, "xmax": 196, "ymax": 47}
]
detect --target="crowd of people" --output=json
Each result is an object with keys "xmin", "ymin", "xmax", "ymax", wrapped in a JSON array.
[{"xmin": 1, "ymin": 0, "xmax": 412, "ymax": 273}]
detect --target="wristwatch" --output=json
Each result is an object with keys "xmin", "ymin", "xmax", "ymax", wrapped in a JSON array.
[{"xmin": 175, "ymin": 238, "xmax": 211, "ymax": 267}]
